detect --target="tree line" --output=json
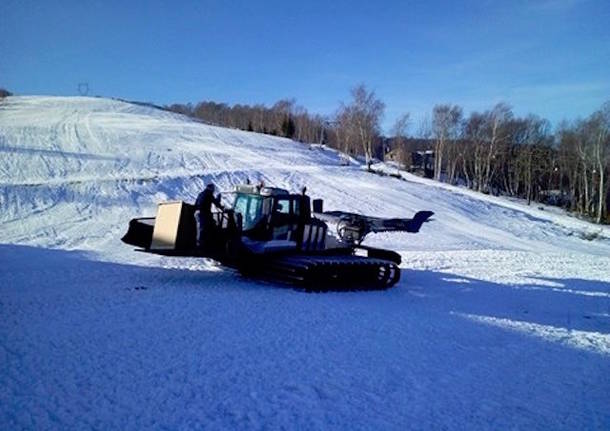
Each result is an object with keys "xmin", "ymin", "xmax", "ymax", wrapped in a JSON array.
[
  {"xmin": 166, "ymin": 99, "xmax": 325, "ymax": 144},
  {"xmin": 170, "ymin": 86, "xmax": 609, "ymax": 224},
  {"xmin": 418, "ymin": 101, "xmax": 609, "ymax": 224},
  {"xmin": 1, "ymin": 85, "xmax": 605, "ymax": 221}
]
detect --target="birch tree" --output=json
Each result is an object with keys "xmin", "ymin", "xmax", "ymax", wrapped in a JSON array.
[
  {"xmin": 589, "ymin": 103, "xmax": 609, "ymax": 222},
  {"xmin": 432, "ymin": 104, "xmax": 463, "ymax": 181},
  {"xmin": 337, "ymin": 84, "xmax": 385, "ymax": 169},
  {"xmin": 391, "ymin": 113, "xmax": 411, "ymax": 168}
]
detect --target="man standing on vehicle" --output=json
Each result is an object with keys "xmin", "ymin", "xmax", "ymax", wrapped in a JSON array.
[{"xmin": 194, "ymin": 183, "xmax": 223, "ymax": 249}]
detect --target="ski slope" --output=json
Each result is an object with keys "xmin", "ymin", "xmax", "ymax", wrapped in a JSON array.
[{"xmin": 1, "ymin": 96, "xmax": 609, "ymax": 430}]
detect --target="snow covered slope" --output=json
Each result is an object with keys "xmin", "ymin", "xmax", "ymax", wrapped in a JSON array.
[{"xmin": 1, "ymin": 96, "xmax": 609, "ymax": 430}]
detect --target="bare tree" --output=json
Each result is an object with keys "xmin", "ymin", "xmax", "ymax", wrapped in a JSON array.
[
  {"xmin": 589, "ymin": 103, "xmax": 609, "ymax": 222},
  {"xmin": 575, "ymin": 120, "xmax": 594, "ymax": 215},
  {"xmin": 482, "ymin": 103, "xmax": 512, "ymax": 193},
  {"xmin": 391, "ymin": 113, "xmax": 411, "ymax": 168},
  {"xmin": 432, "ymin": 104, "xmax": 462, "ymax": 181},
  {"xmin": 557, "ymin": 122, "xmax": 580, "ymax": 210},
  {"xmin": 463, "ymin": 104, "xmax": 513, "ymax": 193},
  {"xmin": 519, "ymin": 115, "xmax": 551, "ymax": 204},
  {"xmin": 335, "ymin": 106, "xmax": 358, "ymax": 160},
  {"xmin": 293, "ymin": 105, "xmax": 307, "ymax": 141},
  {"xmin": 336, "ymin": 84, "xmax": 385, "ymax": 169}
]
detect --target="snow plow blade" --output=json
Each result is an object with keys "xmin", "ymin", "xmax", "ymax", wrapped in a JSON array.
[{"xmin": 121, "ymin": 217, "xmax": 155, "ymax": 249}]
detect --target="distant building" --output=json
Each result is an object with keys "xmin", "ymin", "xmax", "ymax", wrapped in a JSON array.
[
  {"xmin": 411, "ymin": 150, "xmax": 435, "ymax": 178},
  {"xmin": 381, "ymin": 137, "xmax": 435, "ymax": 178}
]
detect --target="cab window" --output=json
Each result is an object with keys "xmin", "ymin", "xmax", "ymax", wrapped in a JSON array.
[
  {"xmin": 233, "ymin": 194, "xmax": 265, "ymax": 230},
  {"xmin": 275, "ymin": 198, "xmax": 291, "ymax": 215}
]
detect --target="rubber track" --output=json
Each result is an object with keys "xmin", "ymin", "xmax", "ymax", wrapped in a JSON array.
[{"xmin": 252, "ymin": 254, "xmax": 400, "ymax": 291}]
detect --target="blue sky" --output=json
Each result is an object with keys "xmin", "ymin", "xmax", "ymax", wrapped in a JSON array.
[{"xmin": 1, "ymin": 0, "xmax": 609, "ymax": 132}]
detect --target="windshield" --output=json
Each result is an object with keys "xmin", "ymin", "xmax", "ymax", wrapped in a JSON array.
[{"xmin": 233, "ymin": 194, "xmax": 265, "ymax": 230}]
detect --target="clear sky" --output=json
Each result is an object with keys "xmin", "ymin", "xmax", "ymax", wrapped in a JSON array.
[{"xmin": 1, "ymin": 0, "xmax": 609, "ymax": 132}]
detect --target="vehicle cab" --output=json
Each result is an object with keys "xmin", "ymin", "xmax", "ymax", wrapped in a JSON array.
[{"xmin": 231, "ymin": 184, "xmax": 311, "ymax": 241}]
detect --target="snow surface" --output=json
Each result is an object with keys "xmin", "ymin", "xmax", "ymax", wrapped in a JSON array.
[{"xmin": 1, "ymin": 96, "xmax": 609, "ymax": 430}]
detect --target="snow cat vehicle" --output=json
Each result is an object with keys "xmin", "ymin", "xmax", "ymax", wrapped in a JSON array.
[{"xmin": 121, "ymin": 184, "xmax": 433, "ymax": 290}]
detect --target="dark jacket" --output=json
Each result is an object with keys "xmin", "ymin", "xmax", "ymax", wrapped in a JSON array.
[{"xmin": 195, "ymin": 188, "xmax": 222, "ymax": 215}]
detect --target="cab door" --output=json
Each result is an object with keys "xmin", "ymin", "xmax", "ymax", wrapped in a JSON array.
[{"xmin": 270, "ymin": 197, "xmax": 300, "ymax": 240}]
